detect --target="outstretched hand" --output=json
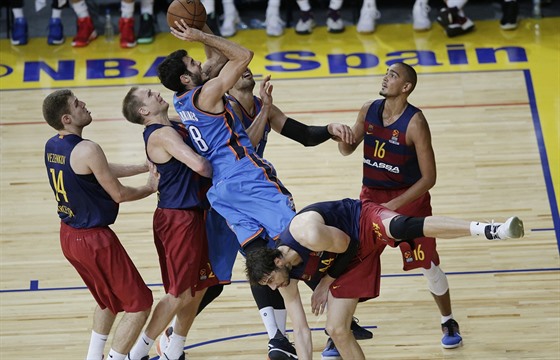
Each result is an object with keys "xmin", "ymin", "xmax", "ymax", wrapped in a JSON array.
[
  {"xmin": 328, "ymin": 123, "xmax": 356, "ymax": 144},
  {"xmin": 259, "ymin": 75, "xmax": 273, "ymax": 107},
  {"xmin": 170, "ymin": 20, "xmax": 202, "ymax": 42}
]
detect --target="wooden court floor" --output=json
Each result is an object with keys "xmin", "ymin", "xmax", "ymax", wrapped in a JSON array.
[
  {"xmin": 1, "ymin": 18, "xmax": 559, "ymax": 359},
  {"xmin": 1, "ymin": 69, "xmax": 558, "ymax": 359}
]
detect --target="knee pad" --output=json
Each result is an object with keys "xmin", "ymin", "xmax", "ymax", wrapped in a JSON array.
[
  {"xmin": 389, "ymin": 215, "xmax": 425, "ymax": 240},
  {"xmin": 421, "ymin": 264, "xmax": 449, "ymax": 296}
]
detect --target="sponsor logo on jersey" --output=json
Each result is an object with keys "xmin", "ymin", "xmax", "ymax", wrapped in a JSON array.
[{"xmin": 363, "ymin": 158, "xmax": 400, "ymax": 173}]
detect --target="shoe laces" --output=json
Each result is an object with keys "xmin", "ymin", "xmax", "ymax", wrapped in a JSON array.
[
  {"xmin": 488, "ymin": 220, "xmax": 500, "ymax": 239},
  {"xmin": 442, "ymin": 319, "xmax": 459, "ymax": 336}
]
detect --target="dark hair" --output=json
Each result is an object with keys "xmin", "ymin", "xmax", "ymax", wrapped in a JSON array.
[
  {"xmin": 245, "ymin": 247, "xmax": 282, "ymax": 286},
  {"xmin": 122, "ymin": 87, "xmax": 144, "ymax": 124},
  {"xmin": 395, "ymin": 62, "xmax": 417, "ymax": 93},
  {"xmin": 157, "ymin": 49, "xmax": 189, "ymax": 93},
  {"xmin": 42, "ymin": 89, "xmax": 73, "ymax": 130}
]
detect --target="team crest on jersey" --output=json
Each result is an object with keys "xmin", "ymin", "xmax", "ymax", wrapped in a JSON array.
[
  {"xmin": 389, "ymin": 129, "xmax": 400, "ymax": 145},
  {"xmin": 199, "ymin": 269, "xmax": 208, "ymax": 281},
  {"xmin": 372, "ymin": 222, "xmax": 383, "ymax": 241},
  {"xmin": 403, "ymin": 250, "xmax": 413, "ymax": 263}
]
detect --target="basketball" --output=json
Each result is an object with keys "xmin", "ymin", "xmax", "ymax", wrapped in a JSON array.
[{"xmin": 167, "ymin": 0, "xmax": 207, "ymax": 30}]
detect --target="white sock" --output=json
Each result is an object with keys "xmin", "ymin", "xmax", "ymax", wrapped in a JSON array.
[
  {"xmin": 469, "ymin": 221, "xmax": 488, "ymax": 237},
  {"xmin": 71, "ymin": 0, "xmax": 89, "ymax": 19},
  {"xmin": 165, "ymin": 333, "xmax": 186, "ymax": 359},
  {"xmin": 128, "ymin": 332, "xmax": 154, "ymax": 359},
  {"xmin": 222, "ymin": 0, "xmax": 237, "ymax": 17},
  {"xmin": 260, "ymin": 306, "xmax": 279, "ymax": 339},
  {"xmin": 273, "ymin": 309, "xmax": 287, "ymax": 336},
  {"xmin": 446, "ymin": 0, "xmax": 467, "ymax": 9},
  {"xmin": 361, "ymin": 0, "xmax": 377, "ymax": 11},
  {"xmin": 266, "ymin": 0, "xmax": 281, "ymax": 16},
  {"xmin": 121, "ymin": 1, "xmax": 135, "ymax": 19},
  {"xmin": 296, "ymin": 0, "xmax": 312, "ymax": 12},
  {"xmin": 140, "ymin": 0, "xmax": 153, "ymax": 15},
  {"xmin": 329, "ymin": 0, "xmax": 344, "ymax": 11},
  {"xmin": 202, "ymin": 0, "xmax": 215, "ymax": 15},
  {"xmin": 441, "ymin": 314, "xmax": 454, "ymax": 324},
  {"xmin": 106, "ymin": 349, "xmax": 126, "ymax": 360},
  {"xmin": 12, "ymin": 8, "xmax": 24, "ymax": 18},
  {"xmin": 86, "ymin": 331, "xmax": 108, "ymax": 360},
  {"xmin": 51, "ymin": 9, "xmax": 62, "ymax": 19}
]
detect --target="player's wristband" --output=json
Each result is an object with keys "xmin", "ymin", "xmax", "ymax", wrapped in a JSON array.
[{"xmin": 280, "ymin": 118, "xmax": 331, "ymax": 147}]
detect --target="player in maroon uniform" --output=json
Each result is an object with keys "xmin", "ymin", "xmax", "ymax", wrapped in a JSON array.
[
  {"xmin": 123, "ymin": 87, "xmax": 218, "ymax": 360},
  {"xmin": 245, "ymin": 198, "xmax": 524, "ymax": 360},
  {"xmin": 43, "ymin": 89, "xmax": 159, "ymax": 360},
  {"xmin": 338, "ymin": 62, "xmax": 463, "ymax": 349}
]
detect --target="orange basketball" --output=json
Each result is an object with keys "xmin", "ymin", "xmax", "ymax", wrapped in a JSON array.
[{"xmin": 167, "ymin": 0, "xmax": 207, "ymax": 30}]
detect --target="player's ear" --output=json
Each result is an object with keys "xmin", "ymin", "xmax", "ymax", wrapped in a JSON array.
[
  {"xmin": 402, "ymin": 81, "xmax": 412, "ymax": 93},
  {"xmin": 138, "ymin": 106, "xmax": 149, "ymax": 117},
  {"xmin": 61, "ymin": 113, "xmax": 72, "ymax": 125},
  {"xmin": 180, "ymin": 74, "xmax": 191, "ymax": 86}
]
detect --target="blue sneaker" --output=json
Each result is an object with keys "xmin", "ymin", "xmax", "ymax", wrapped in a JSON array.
[
  {"xmin": 441, "ymin": 319, "xmax": 463, "ymax": 349},
  {"xmin": 47, "ymin": 18, "xmax": 65, "ymax": 45},
  {"xmin": 11, "ymin": 17, "xmax": 28, "ymax": 45},
  {"xmin": 321, "ymin": 338, "xmax": 341, "ymax": 360}
]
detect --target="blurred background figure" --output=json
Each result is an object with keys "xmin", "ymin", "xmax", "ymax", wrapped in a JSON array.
[
  {"xmin": 500, "ymin": 0, "xmax": 519, "ymax": 29},
  {"xmin": 210, "ymin": 0, "xmax": 284, "ymax": 37},
  {"xmin": 9, "ymin": 0, "xmax": 68, "ymax": 45},
  {"xmin": 436, "ymin": 0, "xmax": 475, "ymax": 37},
  {"xmin": 294, "ymin": 0, "xmax": 345, "ymax": 35},
  {"xmin": 69, "ymin": 0, "xmax": 155, "ymax": 48},
  {"xmin": 413, "ymin": 0, "xmax": 431, "ymax": 31}
]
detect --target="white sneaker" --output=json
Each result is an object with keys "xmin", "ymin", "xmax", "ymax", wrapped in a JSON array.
[
  {"xmin": 487, "ymin": 217, "xmax": 525, "ymax": 240},
  {"xmin": 220, "ymin": 11, "xmax": 239, "ymax": 37},
  {"xmin": 327, "ymin": 13, "xmax": 345, "ymax": 33},
  {"xmin": 295, "ymin": 15, "xmax": 315, "ymax": 35},
  {"xmin": 266, "ymin": 12, "xmax": 285, "ymax": 37},
  {"xmin": 413, "ymin": 0, "xmax": 431, "ymax": 31},
  {"xmin": 156, "ymin": 326, "xmax": 173, "ymax": 357},
  {"xmin": 357, "ymin": 6, "xmax": 381, "ymax": 34}
]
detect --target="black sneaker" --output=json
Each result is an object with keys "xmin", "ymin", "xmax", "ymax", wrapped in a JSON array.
[
  {"xmin": 351, "ymin": 316, "xmax": 373, "ymax": 340},
  {"xmin": 137, "ymin": 13, "xmax": 155, "ymax": 44},
  {"xmin": 437, "ymin": 7, "xmax": 474, "ymax": 37},
  {"xmin": 268, "ymin": 336, "xmax": 298, "ymax": 360},
  {"xmin": 500, "ymin": 1, "xmax": 519, "ymax": 30}
]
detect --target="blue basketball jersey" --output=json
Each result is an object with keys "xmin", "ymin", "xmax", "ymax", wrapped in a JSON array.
[
  {"xmin": 174, "ymin": 87, "xmax": 255, "ymax": 182},
  {"xmin": 44, "ymin": 134, "xmax": 118, "ymax": 228},
  {"xmin": 143, "ymin": 122, "xmax": 209, "ymax": 209},
  {"xmin": 227, "ymin": 94, "xmax": 270, "ymax": 157}
]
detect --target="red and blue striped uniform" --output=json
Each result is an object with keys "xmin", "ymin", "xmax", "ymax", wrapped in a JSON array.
[
  {"xmin": 227, "ymin": 94, "xmax": 270, "ymax": 157},
  {"xmin": 362, "ymin": 99, "xmax": 422, "ymax": 189},
  {"xmin": 44, "ymin": 134, "xmax": 118, "ymax": 228},
  {"xmin": 143, "ymin": 122, "xmax": 209, "ymax": 210}
]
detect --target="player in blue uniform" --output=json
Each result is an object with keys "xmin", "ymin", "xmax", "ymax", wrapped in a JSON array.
[
  {"xmin": 157, "ymin": 20, "xmax": 298, "ymax": 359},
  {"xmin": 43, "ymin": 89, "xmax": 158, "ymax": 360},
  {"xmin": 245, "ymin": 198, "xmax": 524, "ymax": 360}
]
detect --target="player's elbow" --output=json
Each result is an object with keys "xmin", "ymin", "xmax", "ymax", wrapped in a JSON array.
[
  {"xmin": 195, "ymin": 161, "xmax": 213, "ymax": 178},
  {"xmin": 241, "ymin": 49, "xmax": 254, "ymax": 66}
]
